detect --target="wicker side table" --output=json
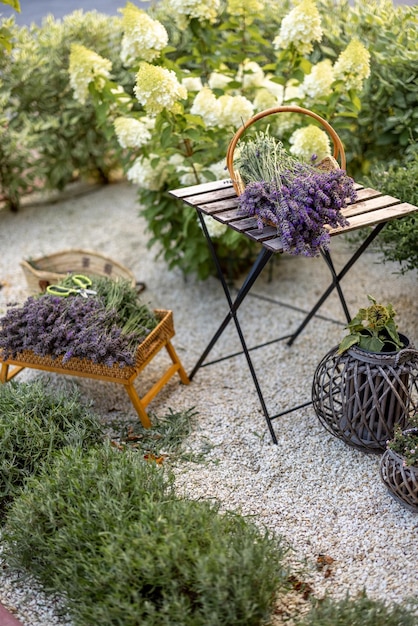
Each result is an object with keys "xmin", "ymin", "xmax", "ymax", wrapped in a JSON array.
[{"xmin": 0, "ymin": 310, "xmax": 190, "ymax": 428}]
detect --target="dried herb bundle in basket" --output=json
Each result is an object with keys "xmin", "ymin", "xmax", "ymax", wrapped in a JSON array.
[
  {"xmin": 234, "ymin": 130, "xmax": 356, "ymax": 257},
  {"xmin": 0, "ymin": 276, "xmax": 158, "ymax": 368}
]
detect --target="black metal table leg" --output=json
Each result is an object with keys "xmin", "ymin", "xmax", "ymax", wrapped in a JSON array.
[{"xmin": 191, "ymin": 213, "xmax": 278, "ymax": 442}]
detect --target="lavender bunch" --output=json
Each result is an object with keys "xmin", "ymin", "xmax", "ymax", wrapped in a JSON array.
[
  {"xmin": 236, "ymin": 131, "xmax": 356, "ymax": 256},
  {"xmin": 0, "ymin": 294, "xmax": 150, "ymax": 368}
]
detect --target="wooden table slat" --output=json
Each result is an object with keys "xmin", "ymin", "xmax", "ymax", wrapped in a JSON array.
[
  {"xmin": 330, "ymin": 203, "xmax": 417, "ymax": 235},
  {"xmin": 169, "ymin": 179, "xmax": 233, "ymax": 199},
  {"xmin": 171, "ymin": 180, "xmax": 418, "ymax": 253}
]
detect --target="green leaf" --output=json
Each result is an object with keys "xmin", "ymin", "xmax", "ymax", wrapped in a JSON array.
[{"xmin": 338, "ymin": 335, "xmax": 360, "ymax": 354}]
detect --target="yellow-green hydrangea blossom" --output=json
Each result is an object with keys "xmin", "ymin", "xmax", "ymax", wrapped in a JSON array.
[
  {"xmin": 120, "ymin": 3, "xmax": 168, "ymax": 64},
  {"xmin": 289, "ymin": 125, "xmax": 331, "ymax": 162},
  {"xmin": 218, "ymin": 94, "xmax": 254, "ymax": 128},
  {"xmin": 69, "ymin": 44, "xmax": 112, "ymax": 104},
  {"xmin": 301, "ymin": 59, "xmax": 334, "ymax": 99},
  {"xmin": 134, "ymin": 62, "xmax": 187, "ymax": 116},
  {"xmin": 127, "ymin": 154, "xmax": 168, "ymax": 190},
  {"xmin": 273, "ymin": 0, "xmax": 322, "ymax": 56},
  {"xmin": 253, "ymin": 88, "xmax": 280, "ymax": 112},
  {"xmin": 227, "ymin": 0, "xmax": 265, "ymax": 18},
  {"xmin": 190, "ymin": 87, "xmax": 222, "ymax": 127},
  {"xmin": 113, "ymin": 117, "xmax": 151, "ymax": 149},
  {"xmin": 165, "ymin": 0, "xmax": 220, "ymax": 28},
  {"xmin": 333, "ymin": 39, "xmax": 371, "ymax": 91}
]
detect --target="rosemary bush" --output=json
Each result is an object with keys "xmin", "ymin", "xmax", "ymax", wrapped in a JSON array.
[
  {"xmin": 363, "ymin": 157, "xmax": 418, "ymax": 273},
  {"xmin": 297, "ymin": 591, "xmax": 418, "ymax": 626},
  {"xmin": 0, "ymin": 380, "xmax": 103, "ymax": 518},
  {"xmin": 3, "ymin": 442, "xmax": 289, "ymax": 626}
]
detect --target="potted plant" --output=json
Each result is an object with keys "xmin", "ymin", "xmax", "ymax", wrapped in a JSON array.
[
  {"xmin": 312, "ymin": 295, "xmax": 417, "ymax": 453},
  {"xmin": 380, "ymin": 413, "xmax": 418, "ymax": 512}
]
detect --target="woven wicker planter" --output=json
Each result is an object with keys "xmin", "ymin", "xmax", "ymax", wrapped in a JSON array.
[
  {"xmin": 380, "ymin": 436, "xmax": 418, "ymax": 513},
  {"xmin": 312, "ymin": 337, "xmax": 418, "ymax": 453}
]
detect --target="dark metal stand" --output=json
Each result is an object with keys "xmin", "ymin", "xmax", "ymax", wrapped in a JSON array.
[{"xmin": 191, "ymin": 215, "xmax": 388, "ymax": 444}]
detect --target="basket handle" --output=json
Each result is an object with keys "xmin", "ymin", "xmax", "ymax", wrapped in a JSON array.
[{"xmin": 226, "ymin": 106, "xmax": 346, "ymax": 195}]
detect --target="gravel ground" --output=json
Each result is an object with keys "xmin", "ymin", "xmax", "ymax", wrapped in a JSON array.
[{"xmin": 0, "ymin": 180, "xmax": 417, "ymax": 625}]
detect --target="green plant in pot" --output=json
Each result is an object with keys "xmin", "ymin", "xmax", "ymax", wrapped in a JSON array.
[
  {"xmin": 380, "ymin": 413, "xmax": 418, "ymax": 512},
  {"xmin": 312, "ymin": 296, "xmax": 416, "ymax": 453},
  {"xmin": 337, "ymin": 295, "xmax": 405, "ymax": 354}
]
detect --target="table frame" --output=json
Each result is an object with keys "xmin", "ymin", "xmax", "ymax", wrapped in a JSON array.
[{"xmin": 170, "ymin": 179, "xmax": 417, "ymax": 443}]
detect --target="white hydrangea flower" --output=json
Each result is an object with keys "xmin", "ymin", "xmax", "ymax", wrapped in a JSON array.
[
  {"xmin": 208, "ymin": 71, "xmax": 233, "ymax": 90},
  {"xmin": 261, "ymin": 78, "xmax": 284, "ymax": 102},
  {"xmin": 68, "ymin": 43, "xmax": 112, "ymax": 104},
  {"xmin": 333, "ymin": 39, "xmax": 371, "ymax": 91},
  {"xmin": 218, "ymin": 94, "xmax": 254, "ymax": 128},
  {"xmin": 282, "ymin": 84, "xmax": 302, "ymax": 104},
  {"xmin": 113, "ymin": 117, "xmax": 151, "ymax": 149},
  {"xmin": 199, "ymin": 215, "xmax": 228, "ymax": 238},
  {"xmin": 190, "ymin": 87, "xmax": 222, "ymax": 127},
  {"xmin": 236, "ymin": 60, "xmax": 265, "ymax": 89},
  {"xmin": 208, "ymin": 159, "xmax": 230, "ymax": 180},
  {"xmin": 120, "ymin": 2, "xmax": 168, "ymax": 64},
  {"xmin": 273, "ymin": 0, "xmax": 322, "ymax": 56},
  {"xmin": 289, "ymin": 125, "xmax": 331, "ymax": 162},
  {"xmin": 165, "ymin": 0, "xmax": 220, "ymax": 28},
  {"xmin": 134, "ymin": 62, "xmax": 187, "ymax": 116},
  {"xmin": 182, "ymin": 76, "xmax": 204, "ymax": 92},
  {"xmin": 127, "ymin": 154, "xmax": 168, "ymax": 190},
  {"xmin": 301, "ymin": 59, "xmax": 334, "ymax": 99}
]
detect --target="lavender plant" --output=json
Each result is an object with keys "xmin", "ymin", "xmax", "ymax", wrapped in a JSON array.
[
  {"xmin": 0, "ymin": 277, "xmax": 158, "ymax": 367},
  {"xmin": 236, "ymin": 131, "xmax": 356, "ymax": 257}
]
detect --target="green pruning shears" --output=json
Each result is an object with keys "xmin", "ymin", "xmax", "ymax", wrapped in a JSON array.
[{"xmin": 46, "ymin": 274, "xmax": 97, "ymax": 298}]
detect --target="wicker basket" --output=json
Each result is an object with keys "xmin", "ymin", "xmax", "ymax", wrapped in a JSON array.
[
  {"xmin": 312, "ymin": 340, "xmax": 418, "ymax": 453},
  {"xmin": 0, "ymin": 310, "xmax": 190, "ymax": 428},
  {"xmin": 21, "ymin": 249, "xmax": 136, "ymax": 294},
  {"xmin": 1, "ymin": 309, "xmax": 174, "ymax": 381},
  {"xmin": 226, "ymin": 105, "xmax": 346, "ymax": 196},
  {"xmin": 380, "ymin": 443, "xmax": 418, "ymax": 513}
]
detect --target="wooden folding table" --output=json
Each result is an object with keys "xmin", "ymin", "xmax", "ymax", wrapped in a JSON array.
[{"xmin": 170, "ymin": 179, "xmax": 418, "ymax": 443}]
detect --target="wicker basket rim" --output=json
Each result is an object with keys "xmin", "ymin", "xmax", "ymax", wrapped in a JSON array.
[
  {"xmin": 225, "ymin": 105, "xmax": 346, "ymax": 196},
  {"xmin": 21, "ymin": 248, "xmax": 134, "ymax": 274}
]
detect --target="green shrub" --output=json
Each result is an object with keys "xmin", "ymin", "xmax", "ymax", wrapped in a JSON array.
[
  {"xmin": 297, "ymin": 591, "xmax": 418, "ymax": 626},
  {"xmin": 0, "ymin": 380, "xmax": 103, "ymax": 516},
  {"xmin": 0, "ymin": 11, "xmax": 126, "ymax": 207},
  {"xmin": 319, "ymin": 0, "xmax": 418, "ymax": 175},
  {"xmin": 3, "ymin": 443, "xmax": 288, "ymax": 626},
  {"xmin": 363, "ymin": 156, "xmax": 418, "ymax": 273}
]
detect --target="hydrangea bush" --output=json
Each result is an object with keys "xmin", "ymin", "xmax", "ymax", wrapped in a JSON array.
[
  {"xmin": 2, "ymin": 1, "xmax": 416, "ymax": 277},
  {"xmin": 66, "ymin": 0, "xmax": 371, "ymax": 279}
]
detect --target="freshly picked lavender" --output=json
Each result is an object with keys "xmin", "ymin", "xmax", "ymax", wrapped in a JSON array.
[
  {"xmin": 0, "ymin": 277, "xmax": 158, "ymax": 368},
  {"xmin": 235, "ymin": 130, "xmax": 356, "ymax": 257}
]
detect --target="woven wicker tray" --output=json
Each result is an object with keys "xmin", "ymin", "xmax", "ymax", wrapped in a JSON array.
[{"xmin": 0, "ymin": 310, "xmax": 190, "ymax": 428}]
